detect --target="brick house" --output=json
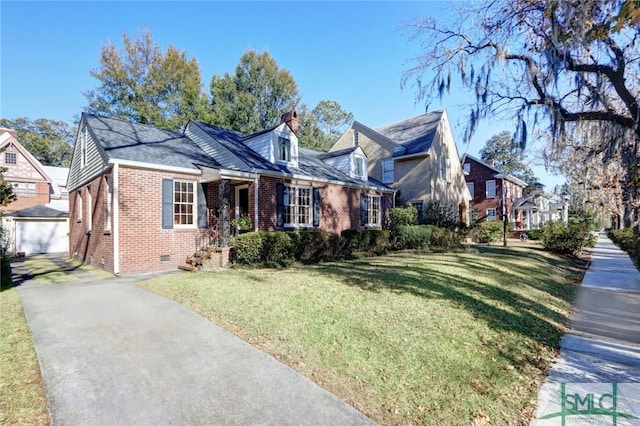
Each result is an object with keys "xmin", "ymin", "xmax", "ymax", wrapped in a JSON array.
[
  {"xmin": 67, "ymin": 112, "xmax": 394, "ymax": 276},
  {"xmin": 460, "ymin": 154, "xmax": 528, "ymax": 225},
  {"xmin": 330, "ymin": 110, "xmax": 470, "ymax": 224},
  {"xmin": 0, "ymin": 128, "xmax": 52, "ymax": 212}
]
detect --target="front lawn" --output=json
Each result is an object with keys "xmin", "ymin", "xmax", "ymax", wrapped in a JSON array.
[{"xmin": 141, "ymin": 243, "xmax": 586, "ymax": 425}]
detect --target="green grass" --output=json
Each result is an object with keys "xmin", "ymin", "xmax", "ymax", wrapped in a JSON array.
[
  {"xmin": 23, "ymin": 256, "xmax": 80, "ymax": 285},
  {"xmin": 0, "ymin": 258, "xmax": 50, "ymax": 425},
  {"xmin": 141, "ymin": 242, "xmax": 586, "ymax": 425}
]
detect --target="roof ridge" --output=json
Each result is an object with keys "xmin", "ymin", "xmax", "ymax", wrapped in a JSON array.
[{"xmin": 374, "ymin": 109, "xmax": 444, "ymax": 131}]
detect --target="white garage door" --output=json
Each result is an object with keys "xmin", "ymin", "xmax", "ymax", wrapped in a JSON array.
[{"xmin": 15, "ymin": 219, "xmax": 68, "ymax": 255}]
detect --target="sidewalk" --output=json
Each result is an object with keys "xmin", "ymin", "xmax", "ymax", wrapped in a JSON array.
[{"xmin": 532, "ymin": 234, "xmax": 640, "ymax": 424}]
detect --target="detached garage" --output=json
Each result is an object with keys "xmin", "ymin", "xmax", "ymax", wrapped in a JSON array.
[{"xmin": 5, "ymin": 205, "xmax": 69, "ymax": 255}]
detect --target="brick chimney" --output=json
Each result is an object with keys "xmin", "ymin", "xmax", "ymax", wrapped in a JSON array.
[
  {"xmin": 280, "ymin": 110, "xmax": 298, "ymax": 135},
  {"xmin": 0, "ymin": 128, "xmax": 18, "ymax": 139}
]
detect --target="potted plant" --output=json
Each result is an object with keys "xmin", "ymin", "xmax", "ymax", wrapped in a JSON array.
[{"xmin": 231, "ymin": 215, "xmax": 252, "ymax": 234}]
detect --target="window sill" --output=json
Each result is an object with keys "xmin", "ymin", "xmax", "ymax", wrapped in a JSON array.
[{"xmin": 103, "ymin": 230, "xmax": 111, "ymax": 236}]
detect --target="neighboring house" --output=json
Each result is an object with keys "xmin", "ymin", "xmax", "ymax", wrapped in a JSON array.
[
  {"xmin": 67, "ymin": 112, "xmax": 394, "ymax": 276},
  {"xmin": 42, "ymin": 165, "xmax": 70, "ymax": 213},
  {"xmin": 0, "ymin": 128, "xmax": 52, "ymax": 212},
  {"xmin": 0, "ymin": 128, "xmax": 70, "ymax": 255},
  {"xmin": 460, "ymin": 154, "xmax": 528, "ymax": 225},
  {"xmin": 330, "ymin": 110, "xmax": 470, "ymax": 224},
  {"xmin": 513, "ymin": 183, "xmax": 555, "ymax": 229}
]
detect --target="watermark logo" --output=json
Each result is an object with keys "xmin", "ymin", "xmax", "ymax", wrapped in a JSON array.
[{"xmin": 535, "ymin": 383, "xmax": 640, "ymax": 425}]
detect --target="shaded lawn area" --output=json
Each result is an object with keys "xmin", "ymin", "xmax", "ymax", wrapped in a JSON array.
[
  {"xmin": 0, "ymin": 258, "xmax": 50, "ymax": 425},
  {"xmin": 141, "ymin": 243, "xmax": 587, "ymax": 425}
]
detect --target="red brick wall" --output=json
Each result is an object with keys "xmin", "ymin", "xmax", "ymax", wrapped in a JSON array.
[
  {"xmin": 69, "ymin": 174, "xmax": 114, "ymax": 272},
  {"xmin": 465, "ymin": 160, "xmax": 502, "ymax": 221},
  {"xmin": 70, "ymin": 167, "xmax": 202, "ymax": 276},
  {"xmin": 5, "ymin": 182, "xmax": 50, "ymax": 212}
]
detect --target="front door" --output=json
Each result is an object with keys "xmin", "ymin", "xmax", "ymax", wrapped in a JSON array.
[{"xmin": 235, "ymin": 185, "xmax": 249, "ymax": 219}]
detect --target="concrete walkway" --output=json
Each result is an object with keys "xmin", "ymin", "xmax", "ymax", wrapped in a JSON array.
[
  {"xmin": 13, "ymin": 257, "xmax": 373, "ymax": 425},
  {"xmin": 532, "ymin": 234, "xmax": 640, "ymax": 424}
]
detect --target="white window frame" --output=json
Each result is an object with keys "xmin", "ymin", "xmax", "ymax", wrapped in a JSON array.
[
  {"xmin": 173, "ymin": 180, "xmax": 197, "ymax": 228},
  {"xmin": 354, "ymin": 156, "xmax": 366, "ymax": 179},
  {"xmin": 87, "ymin": 187, "xmax": 93, "ymax": 232},
  {"xmin": 80, "ymin": 127, "xmax": 88, "ymax": 168},
  {"xmin": 104, "ymin": 176, "xmax": 112, "ymax": 233},
  {"xmin": 486, "ymin": 180, "xmax": 496, "ymax": 198},
  {"xmin": 277, "ymin": 136, "xmax": 291, "ymax": 162},
  {"xmin": 283, "ymin": 185, "xmax": 313, "ymax": 227},
  {"xmin": 5, "ymin": 152, "xmax": 16, "ymax": 164},
  {"xmin": 76, "ymin": 191, "xmax": 83, "ymax": 223},
  {"xmin": 439, "ymin": 157, "xmax": 451, "ymax": 182},
  {"xmin": 411, "ymin": 201, "xmax": 424, "ymax": 221},
  {"xmin": 467, "ymin": 182, "xmax": 475, "ymax": 200},
  {"xmin": 463, "ymin": 162, "xmax": 470, "ymax": 173},
  {"xmin": 382, "ymin": 159, "xmax": 394, "ymax": 183},
  {"xmin": 366, "ymin": 195, "xmax": 381, "ymax": 227},
  {"xmin": 487, "ymin": 208, "xmax": 497, "ymax": 221}
]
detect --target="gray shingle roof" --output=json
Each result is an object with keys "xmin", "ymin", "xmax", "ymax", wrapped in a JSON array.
[
  {"xmin": 85, "ymin": 115, "xmax": 219, "ymax": 170},
  {"xmin": 315, "ymin": 147, "xmax": 358, "ymax": 160},
  {"xmin": 375, "ymin": 110, "xmax": 443, "ymax": 156},
  {"xmin": 7, "ymin": 205, "xmax": 68, "ymax": 218}
]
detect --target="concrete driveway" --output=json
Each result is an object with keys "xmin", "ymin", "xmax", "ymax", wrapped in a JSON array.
[{"xmin": 15, "ymin": 259, "xmax": 373, "ymax": 425}]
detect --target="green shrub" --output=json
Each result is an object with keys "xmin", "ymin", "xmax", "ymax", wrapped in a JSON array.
[
  {"xmin": 262, "ymin": 232, "xmax": 293, "ymax": 264},
  {"xmin": 341, "ymin": 229, "xmax": 370, "ymax": 255},
  {"xmin": 608, "ymin": 228, "xmax": 634, "ymax": 253},
  {"xmin": 429, "ymin": 227, "xmax": 464, "ymax": 249},
  {"xmin": 478, "ymin": 221, "xmax": 503, "ymax": 244},
  {"xmin": 395, "ymin": 225, "xmax": 433, "ymax": 250},
  {"xmin": 368, "ymin": 230, "xmax": 391, "ymax": 254},
  {"xmin": 389, "ymin": 206, "xmax": 418, "ymax": 229},
  {"xmin": 422, "ymin": 201, "xmax": 458, "ymax": 228},
  {"xmin": 234, "ymin": 232, "xmax": 264, "ymax": 264},
  {"xmin": 293, "ymin": 231, "xmax": 338, "ymax": 262},
  {"xmin": 541, "ymin": 220, "xmax": 596, "ymax": 256},
  {"xmin": 526, "ymin": 229, "xmax": 543, "ymax": 240}
]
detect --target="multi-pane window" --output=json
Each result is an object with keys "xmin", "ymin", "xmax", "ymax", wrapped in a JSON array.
[
  {"xmin": 5, "ymin": 152, "xmax": 16, "ymax": 164},
  {"xmin": 366, "ymin": 195, "xmax": 381, "ymax": 226},
  {"xmin": 283, "ymin": 185, "xmax": 312, "ymax": 226},
  {"xmin": 174, "ymin": 181, "xmax": 195, "ymax": 226},
  {"xmin": 487, "ymin": 208, "xmax": 497, "ymax": 221},
  {"xmin": 277, "ymin": 137, "xmax": 291, "ymax": 162},
  {"xmin": 411, "ymin": 201, "xmax": 424, "ymax": 222},
  {"xmin": 467, "ymin": 182, "xmax": 475, "ymax": 200},
  {"xmin": 439, "ymin": 157, "xmax": 451, "ymax": 182},
  {"xmin": 382, "ymin": 159, "xmax": 394, "ymax": 183},
  {"xmin": 486, "ymin": 180, "xmax": 496, "ymax": 198},
  {"xmin": 463, "ymin": 162, "xmax": 470, "ymax": 173},
  {"xmin": 13, "ymin": 182, "xmax": 35, "ymax": 195}
]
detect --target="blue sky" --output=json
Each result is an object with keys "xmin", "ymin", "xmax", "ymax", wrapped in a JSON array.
[{"xmin": 0, "ymin": 1, "xmax": 564, "ymax": 189}]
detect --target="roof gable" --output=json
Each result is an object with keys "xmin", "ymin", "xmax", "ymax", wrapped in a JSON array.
[
  {"xmin": 375, "ymin": 110, "xmax": 444, "ymax": 156},
  {"xmin": 0, "ymin": 131, "xmax": 51, "ymax": 183},
  {"xmin": 83, "ymin": 114, "xmax": 217, "ymax": 170}
]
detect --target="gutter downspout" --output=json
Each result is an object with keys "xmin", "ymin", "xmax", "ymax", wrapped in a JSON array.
[
  {"xmin": 253, "ymin": 172, "xmax": 259, "ymax": 232},
  {"xmin": 113, "ymin": 163, "xmax": 120, "ymax": 276}
]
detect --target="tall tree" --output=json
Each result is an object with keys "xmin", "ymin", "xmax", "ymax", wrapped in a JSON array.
[
  {"xmin": 479, "ymin": 131, "xmax": 538, "ymax": 188},
  {"xmin": 0, "ymin": 118, "xmax": 74, "ymax": 167},
  {"xmin": 298, "ymin": 100, "xmax": 354, "ymax": 152},
  {"xmin": 209, "ymin": 50, "xmax": 299, "ymax": 134},
  {"xmin": 402, "ymin": 0, "xmax": 640, "ymax": 226},
  {"xmin": 85, "ymin": 29, "xmax": 208, "ymax": 130}
]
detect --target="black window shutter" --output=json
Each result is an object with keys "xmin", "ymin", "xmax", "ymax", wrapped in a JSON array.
[
  {"xmin": 276, "ymin": 183, "xmax": 284, "ymax": 228},
  {"xmin": 313, "ymin": 188, "xmax": 320, "ymax": 227},
  {"xmin": 360, "ymin": 193, "xmax": 367, "ymax": 226},
  {"xmin": 162, "ymin": 179, "xmax": 173, "ymax": 229},
  {"xmin": 381, "ymin": 194, "xmax": 387, "ymax": 227},
  {"xmin": 197, "ymin": 183, "xmax": 207, "ymax": 229}
]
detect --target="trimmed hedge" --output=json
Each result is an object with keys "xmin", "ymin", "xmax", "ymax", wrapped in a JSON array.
[
  {"xmin": 541, "ymin": 220, "xmax": 596, "ymax": 256},
  {"xmin": 608, "ymin": 228, "xmax": 634, "ymax": 253},
  {"xmin": 477, "ymin": 221, "xmax": 503, "ymax": 244},
  {"xmin": 394, "ymin": 225, "xmax": 434, "ymax": 250}
]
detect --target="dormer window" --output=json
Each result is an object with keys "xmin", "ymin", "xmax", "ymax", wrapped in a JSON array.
[
  {"xmin": 354, "ymin": 156, "xmax": 366, "ymax": 179},
  {"xmin": 278, "ymin": 137, "xmax": 291, "ymax": 162}
]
